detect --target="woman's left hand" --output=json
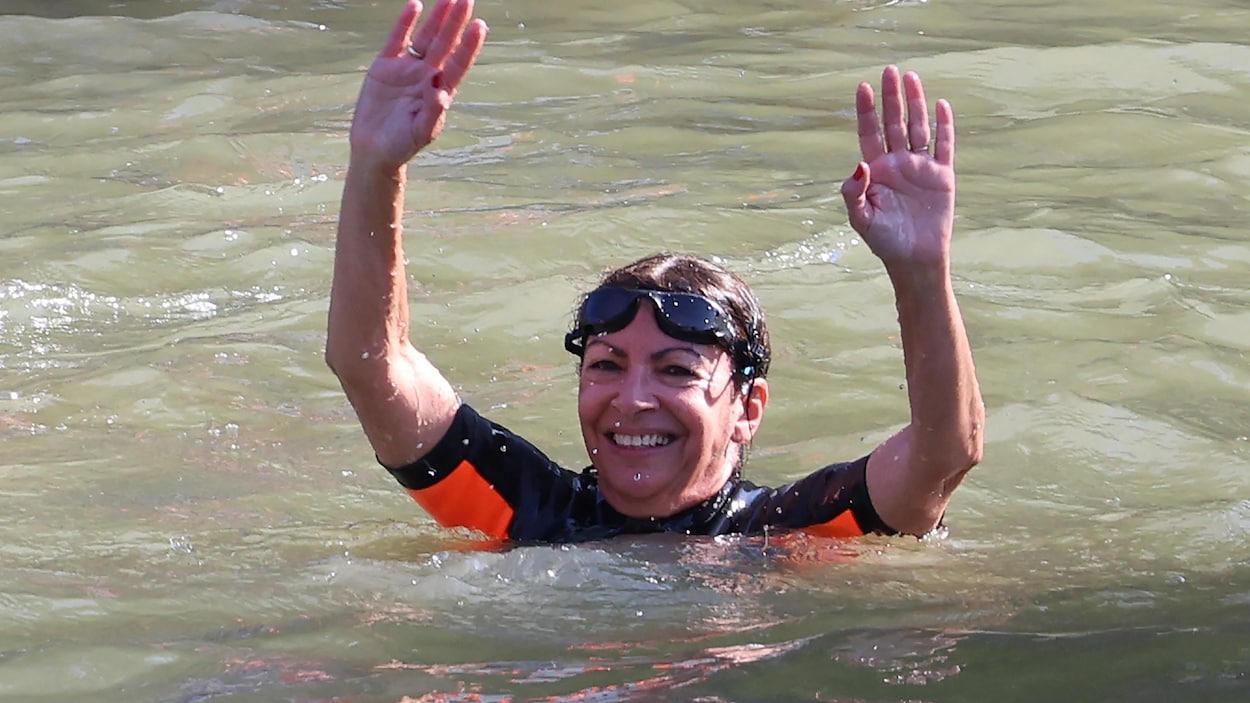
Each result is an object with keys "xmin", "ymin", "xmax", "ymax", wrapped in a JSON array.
[{"xmin": 840, "ymin": 66, "xmax": 955, "ymax": 272}]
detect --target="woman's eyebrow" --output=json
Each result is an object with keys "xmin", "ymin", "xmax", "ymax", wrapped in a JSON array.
[
  {"xmin": 650, "ymin": 346, "xmax": 705, "ymax": 363},
  {"xmin": 584, "ymin": 339, "xmax": 710, "ymax": 362},
  {"xmin": 583, "ymin": 338, "xmax": 622, "ymax": 356}
]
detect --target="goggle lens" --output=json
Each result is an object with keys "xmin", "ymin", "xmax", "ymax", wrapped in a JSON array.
[{"xmin": 566, "ymin": 286, "xmax": 738, "ymax": 356}]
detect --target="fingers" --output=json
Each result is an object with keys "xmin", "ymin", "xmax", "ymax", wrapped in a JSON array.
[
  {"xmin": 879, "ymin": 65, "xmax": 907, "ymax": 154},
  {"xmin": 441, "ymin": 19, "xmax": 488, "ymax": 94},
  {"xmin": 409, "ymin": 0, "xmax": 466, "ymax": 65},
  {"xmin": 856, "ymin": 65, "xmax": 945, "ymax": 159},
  {"xmin": 855, "ymin": 82, "xmax": 885, "ymax": 163},
  {"xmin": 933, "ymin": 98, "xmax": 955, "ymax": 166},
  {"xmin": 412, "ymin": 87, "xmax": 455, "ymax": 146},
  {"xmin": 903, "ymin": 71, "xmax": 930, "ymax": 152},
  {"xmin": 382, "ymin": 0, "xmax": 422, "ymax": 57},
  {"xmin": 840, "ymin": 161, "xmax": 872, "ymax": 235}
]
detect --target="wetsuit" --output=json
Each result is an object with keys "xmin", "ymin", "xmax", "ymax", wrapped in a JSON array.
[{"xmin": 384, "ymin": 404, "xmax": 896, "ymax": 543}]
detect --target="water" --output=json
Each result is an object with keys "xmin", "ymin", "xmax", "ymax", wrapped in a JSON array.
[{"xmin": 2, "ymin": 0, "xmax": 1248, "ymax": 700}]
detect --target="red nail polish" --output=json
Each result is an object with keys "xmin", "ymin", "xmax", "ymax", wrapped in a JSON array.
[{"xmin": 853, "ymin": 163, "xmax": 865, "ymax": 181}]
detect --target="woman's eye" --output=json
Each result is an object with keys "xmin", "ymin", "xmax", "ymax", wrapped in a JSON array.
[
  {"xmin": 587, "ymin": 359, "xmax": 621, "ymax": 372},
  {"xmin": 662, "ymin": 365, "xmax": 695, "ymax": 377}
]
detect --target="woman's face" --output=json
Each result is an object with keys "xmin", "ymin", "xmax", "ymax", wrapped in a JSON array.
[{"xmin": 576, "ymin": 303, "xmax": 766, "ymax": 519}]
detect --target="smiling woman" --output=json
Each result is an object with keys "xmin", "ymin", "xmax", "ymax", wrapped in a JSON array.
[{"xmin": 326, "ymin": 0, "xmax": 986, "ymax": 542}]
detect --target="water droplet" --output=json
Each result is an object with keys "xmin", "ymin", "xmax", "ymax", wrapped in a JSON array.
[
  {"xmin": 462, "ymin": 438, "xmax": 470, "ymax": 446},
  {"xmin": 633, "ymin": 472, "xmax": 642, "ymax": 481},
  {"xmin": 499, "ymin": 445, "xmax": 508, "ymax": 453},
  {"xmin": 591, "ymin": 448, "xmax": 599, "ymax": 455}
]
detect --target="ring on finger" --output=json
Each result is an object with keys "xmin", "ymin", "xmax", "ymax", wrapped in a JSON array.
[
  {"xmin": 910, "ymin": 144, "xmax": 930, "ymax": 153},
  {"xmin": 406, "ymin": 45, "xmax": 425, "ymax": 60}
]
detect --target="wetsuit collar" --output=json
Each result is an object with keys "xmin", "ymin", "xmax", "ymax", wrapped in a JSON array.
[{"xmin": 598, "ymin": 474, "xmax": 741, "ymax": 536}]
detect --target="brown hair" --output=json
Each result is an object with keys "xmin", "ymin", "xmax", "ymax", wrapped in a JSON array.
[{"xmin": 574, "ymin": 253, "xmax": 771, "ymax": 384}]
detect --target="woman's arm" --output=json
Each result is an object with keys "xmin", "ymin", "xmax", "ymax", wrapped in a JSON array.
[
  {"xmin": 840, "ymin": 66, "xmax": 985, "ymax": 536},
  {"xmin": 326, "ymin": 0, "xmax": 488, "ymax": 468}
]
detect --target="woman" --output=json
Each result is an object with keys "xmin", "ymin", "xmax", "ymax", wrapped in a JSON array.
[{"xmin": 326, "ymin": 0, "xmax": 984, "ymax": 541}]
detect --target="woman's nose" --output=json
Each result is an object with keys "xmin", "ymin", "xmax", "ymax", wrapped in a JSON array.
[{"xmin": 610, "ymin": 366, "xmax": 657, "ymax": 412}]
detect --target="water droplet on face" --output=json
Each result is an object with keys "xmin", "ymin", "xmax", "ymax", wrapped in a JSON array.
[
  {"xmin": 591, "ymin": 448, "xmax": 599, "ymax": 455},
  {"xmin": 499, "ymin": 445, "xmax": 508, "ymax": 453},
  {"xmin": 633, "ymin": 472, "xmax": 642, "ymax": 481}
]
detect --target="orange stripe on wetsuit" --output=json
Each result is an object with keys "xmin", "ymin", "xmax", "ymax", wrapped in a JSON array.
[
  {"xmin": 406, "ymin": 459, "xmax": 514, "ymax": 540},
  {"xmin": 800, "ymin": 508, "xmax": 864, "ymax": 539}
]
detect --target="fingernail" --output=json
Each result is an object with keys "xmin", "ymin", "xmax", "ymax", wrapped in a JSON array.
[
  {"xmin": 431, "ymin": 70, "xmax": 444, "ymax": 90},
  {"xmin": 853, "ymin": 163, "xmax": 865, "ymax": 181}
]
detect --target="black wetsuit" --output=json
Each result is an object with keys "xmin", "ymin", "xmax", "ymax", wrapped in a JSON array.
[{"xmin": 384, "ymin": 404, "xmax": 895, "ymax": 543}]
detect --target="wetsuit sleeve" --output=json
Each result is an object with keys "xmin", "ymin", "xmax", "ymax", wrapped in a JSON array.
[
  {"xmin": 380, "ymin": 404, "xmax": 580, "ymax": 541},
  {"xmin": 763, "ymin": 456, "xmax": 898, "ymax": 537}
]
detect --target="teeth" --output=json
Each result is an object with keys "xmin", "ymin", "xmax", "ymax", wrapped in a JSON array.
[{"xmin": 612, "ymin": 433, "xmax": 671, "ymax": 448}]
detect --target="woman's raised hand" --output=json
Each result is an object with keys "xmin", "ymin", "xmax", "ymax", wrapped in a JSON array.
[
  {"xmin": 840, "ymin": 66, "xmax": 956, "ymax": 271},
  {"xmin": 349, "ymin": 0, "xmax": 487, "ymax": 172}
]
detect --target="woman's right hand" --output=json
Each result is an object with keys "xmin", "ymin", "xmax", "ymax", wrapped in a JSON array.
[
  {"xmin": 839, "ymin": 66, "xmax": 955, "ymax": 275},
  {"xmin": 349, "ymin": 0, "xmax": 488, "ymax": 172}
]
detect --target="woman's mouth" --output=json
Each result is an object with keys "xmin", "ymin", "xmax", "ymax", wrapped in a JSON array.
[{"xmin": 609, "ymin": 432, "xmax": 672, "ymax": 448}]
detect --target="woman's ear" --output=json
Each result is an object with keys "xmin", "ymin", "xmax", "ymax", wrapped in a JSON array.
[{"xmin": 731, "ymin": 378, "xmax": 769, "ymax": 444}]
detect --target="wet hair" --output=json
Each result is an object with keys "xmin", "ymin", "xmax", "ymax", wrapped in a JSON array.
[{"xmin": 572, "ymin": 253, "xmax": 771, "ymax": 387}]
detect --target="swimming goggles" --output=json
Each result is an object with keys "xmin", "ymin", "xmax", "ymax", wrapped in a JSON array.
[{"xmin": 564, "ymin": 287, "xmax": 767, "ymax": 378}]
